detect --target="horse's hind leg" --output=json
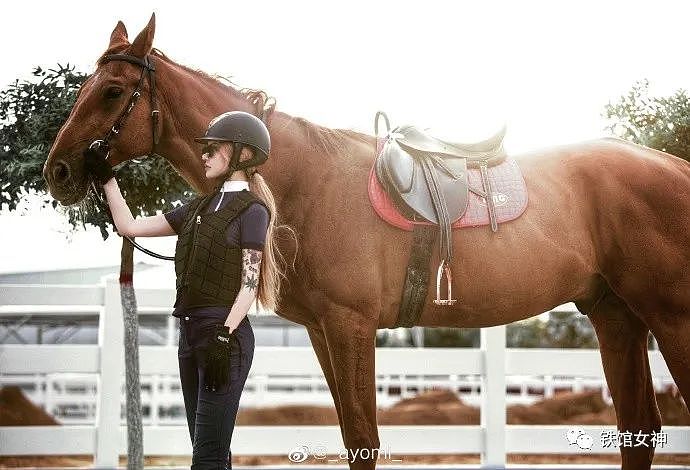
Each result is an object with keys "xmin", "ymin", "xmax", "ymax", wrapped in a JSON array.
[
  {"xmin": 642, "ymin": 312, "xmax": 690, "ymax": 413},
  {"xmin": 579, "ymin": 290, "xmax": 661, "ymax": 470}
]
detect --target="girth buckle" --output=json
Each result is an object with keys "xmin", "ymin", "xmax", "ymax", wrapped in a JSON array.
[{"xmin": 433, "ymin": 259, "xmax": 457, "ymax": 306}]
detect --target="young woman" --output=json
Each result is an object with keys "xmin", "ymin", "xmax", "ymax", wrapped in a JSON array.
[{"xmin": 85, "ymin": 111, "xmax": 284, "ymax": 469}]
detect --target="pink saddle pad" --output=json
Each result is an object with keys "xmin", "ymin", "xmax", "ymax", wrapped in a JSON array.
[{"xmin": 368, "ymin": 138, "xmax": 528, "ymax": 230}]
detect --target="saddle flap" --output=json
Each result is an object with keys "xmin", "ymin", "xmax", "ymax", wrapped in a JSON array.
[{"xmin": 375, "ymin": 137, "xmax": 469, "ymax": 224}]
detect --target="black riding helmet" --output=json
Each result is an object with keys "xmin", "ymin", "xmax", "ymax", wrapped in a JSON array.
[{"xmin": 195, "ymin": 111, "xmax": 270, "ymax": 171}]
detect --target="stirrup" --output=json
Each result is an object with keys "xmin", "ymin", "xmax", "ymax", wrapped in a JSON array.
[{"xmin": 433, "ymin": 259, "xmax": 457, "ymax": 306}]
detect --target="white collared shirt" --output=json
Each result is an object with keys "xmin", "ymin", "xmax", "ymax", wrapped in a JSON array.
[
  {"xmin": 222, "ymin": 180, "xmax": 249, "ymax": 192},
  {"xmin": 214, "ymin": 180, "xmax": 250, "ymax": 211}
]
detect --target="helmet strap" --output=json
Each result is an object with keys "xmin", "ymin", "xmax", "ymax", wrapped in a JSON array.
[
  {"xmin": 215, "ymin": 142, "xmax": 260, "ymax": 188},
  {"xmin": 229, "ymin": 142, "xmax": 243, "ymax": 173},
  {"xmin": 217, "ymin": 142, "xmax": 243, "ymax": 186}
]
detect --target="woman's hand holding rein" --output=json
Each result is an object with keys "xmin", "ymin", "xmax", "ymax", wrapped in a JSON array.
[
  {"xmin": 83, "ymin": 148, "xmax": 115, "ymax": 185},
  {"xmin": 83, "ymin": 148, "xmax": 176, "ymax": 238}
]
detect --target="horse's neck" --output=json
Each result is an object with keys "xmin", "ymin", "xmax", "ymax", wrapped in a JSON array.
[
  {"xmin": 157, "ymin": 58, "xmax": 362, "ymax": 224},
  {"xmin": 156, "ymin": 58, "xmax": 255, "ymax": 192},
  {"xmin": 258, "ymin": 111, "xmax": 360, "ymax": 225}
]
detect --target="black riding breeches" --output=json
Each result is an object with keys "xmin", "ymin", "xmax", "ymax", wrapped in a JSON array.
[{"xmin": 178, "ymin": 315, "xmax": 254, "ymax": 470}]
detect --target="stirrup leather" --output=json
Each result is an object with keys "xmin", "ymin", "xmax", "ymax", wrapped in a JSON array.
[{"xmin": 433, "ymin": 259, "xmax": 456, "ymax": 306}]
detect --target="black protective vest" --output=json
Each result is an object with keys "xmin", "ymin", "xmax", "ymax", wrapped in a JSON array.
[{"xmin": 174, "ymin": 190, "xmax": 268, "ymax": 309}]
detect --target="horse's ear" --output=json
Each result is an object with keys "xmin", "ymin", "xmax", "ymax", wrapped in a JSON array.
[
  {"xmin": 130, "ymin": 13, "xmax": 156, "ymax": 58},
  {"xmin": 109, "ymin": 21, "xmax": 129, "ymax": 49}
]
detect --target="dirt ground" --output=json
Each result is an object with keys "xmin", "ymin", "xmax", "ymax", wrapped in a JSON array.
[
  {"xmin": 2, "ymin": 453, "xmax": 690, "ymax": 468},
  {"xmin": 1, "ymin": 385, "xmax": 689, "ymax": 467}
]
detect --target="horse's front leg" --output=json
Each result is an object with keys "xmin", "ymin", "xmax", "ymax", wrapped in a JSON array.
[
  {"xmin": 319, "ymin": 304, "xmax": 380, "ymax": 470},
  {"xmin": 306, "ymin": 325, "xmax": 344, "ymax": 426}
]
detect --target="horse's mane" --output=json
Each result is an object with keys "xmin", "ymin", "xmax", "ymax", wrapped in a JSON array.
[
  {"xmin": 96, "ymin": 47, "xmax": 369, "ymax": 156},
  {"xmin": 150, "ymin": 49, "xmax": 371, "ymax": 155},
  {"xmin": 291, "ymin": 117, "xmax": 371, "ymax": 157}
]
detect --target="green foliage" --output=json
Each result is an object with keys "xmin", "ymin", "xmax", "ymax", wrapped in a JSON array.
[
  {"xmin": 506, "ymin": 319, "xmax": 547, "ymax": 348},
  {"xmin": 0, "ymin": 64, "xmax": 86, "ymax": 210},
  {"xmin": 423, "ymin": 328, "xmax": 479, "ymax": 348},
  {"xmin": 375, "ymin": 312, "xmax": 597, "ymax": 348},
  {"xmin": 0, "ymin": 64, "xmax": 195, "ymax": 239},
  {"xmin": 542, "ymin": 311, "xmax": 598, "ymax": 349},
  {"xmin": 604, "ymin": 79, "xmax": 690, "ymax": 161}
]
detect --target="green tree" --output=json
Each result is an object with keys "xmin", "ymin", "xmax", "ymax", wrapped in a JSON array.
[
  {"xmin": 0, "ymin": 64, "xmax": 86, "ymax": 209},
  {"xmin": 604, "ymin": 79, "xmax": 690, "ymax": 161},
  {"xmin": 416, "ymin": 315, "xmax": 597, "ymax": 349},
  {"xmin": 423, "ymin": 327, "xmax": 480, "ymax": 348},
  {"xmin": 543, "ymin": 311, "xmax": 598, "ymax": 349},
  {"xmin": 506, "ymin": 318, "xmax": 546, "ymax": 348},
  {"xmin": 0, "ymin": 64, "xmax": 193, "ymax": 238}
]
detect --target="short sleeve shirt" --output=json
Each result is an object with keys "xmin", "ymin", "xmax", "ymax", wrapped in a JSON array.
[
  {"xmin": 164, "ymin": 190, "xmax": 269, "ymax": 250},
  {"xmin": 164, "ymin": 189, "xmax": 269, "ymax": 319}
]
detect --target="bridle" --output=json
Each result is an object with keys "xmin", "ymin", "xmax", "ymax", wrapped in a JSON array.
[
  {"xmin": 89, "ymin": 53, "xmax": 160, "ymax": 156},
  {"xmin": 87, "ymin": 53, "xmax": 174, "ymax": 260}
]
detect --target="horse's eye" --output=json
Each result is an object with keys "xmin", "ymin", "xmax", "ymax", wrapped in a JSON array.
[{"xmin": 104, "ymin": 87, "xmax": 123, "ymax": 100}]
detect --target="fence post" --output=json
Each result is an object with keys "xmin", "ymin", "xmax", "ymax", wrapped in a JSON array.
[
  {"xmin": 94, "ymin": 277, "xmax": 124, "ymax": 468},
  {"xmin": 480, "ymin": 325, "xmax": 506, "ymax": 468}
]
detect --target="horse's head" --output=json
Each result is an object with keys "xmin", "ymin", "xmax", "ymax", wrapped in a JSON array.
[{"xmin": 44, "ymin": 14, "xmax": 162, "ymax": 205}]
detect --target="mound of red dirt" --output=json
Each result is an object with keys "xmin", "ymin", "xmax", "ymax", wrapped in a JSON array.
[
  {"xmin": 565, "ymin": 406, "xmax": 617, "ymax": 425},
  {"xmin": 509, "ymin": 390, "xmax": 610, "ymax": 424},
  {"xmin": 2, "ymin": 385, "xmax": 687, "ymax": 428},
  {"xmin": 378, "ymin": 389, "xmax": 480, "ymax": 425},
  {"xmin": 237, "ymin": 404, "xmax": 338, "ymax": 425},
  {"xmin": 236, "ymin": 388, "xmax": 689, "ymax": 426},
  {"xmin": 0, "ymin": 386, "xmax": 59, "ymax": 426}
]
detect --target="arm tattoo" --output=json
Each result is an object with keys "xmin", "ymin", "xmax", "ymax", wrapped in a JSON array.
[{"xmin": 242, "ymin": 249, "xmax": 262, "ymax": 292}]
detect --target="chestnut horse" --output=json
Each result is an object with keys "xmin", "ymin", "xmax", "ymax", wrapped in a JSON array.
[{"xmin": 43, "ymin": 15, "xmax": 689, "ymax": 470}]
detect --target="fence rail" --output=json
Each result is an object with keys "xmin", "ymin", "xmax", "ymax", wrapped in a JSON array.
[{"xmin": 1, "ymin": 280, "xmax": 688, "ymax": 468}]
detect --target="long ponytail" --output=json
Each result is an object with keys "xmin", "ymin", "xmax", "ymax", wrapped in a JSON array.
[{"xmin": 248, "ymin": 171, "xmax": 295, "ymax": 313}]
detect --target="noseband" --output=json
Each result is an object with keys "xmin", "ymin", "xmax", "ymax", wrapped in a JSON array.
[{"xmin": 87, "ymin": 53, "xmax": 173, "ymax": 260}]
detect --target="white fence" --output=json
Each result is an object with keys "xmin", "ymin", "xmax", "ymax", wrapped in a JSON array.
[
  {"xmin": 0, "ymin": 280, "xmax": 688, "ymax": 468},
  {"xmin": 4, "ymin": 370, "xmax": 621, "ymax": 426}
]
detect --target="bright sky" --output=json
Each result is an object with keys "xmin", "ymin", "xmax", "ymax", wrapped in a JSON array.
[{"xmin": 1, "ymin": 0, "xmax": 689, "ymax": 274}]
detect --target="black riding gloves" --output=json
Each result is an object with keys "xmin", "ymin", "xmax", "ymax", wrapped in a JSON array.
[
  {"xmin": 83, "ymin": 147, "xmax": 114, "ymax": 185},
  {"xmin": 203, "ymin": 325, "xmax": 238, "ymax": 392}
]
